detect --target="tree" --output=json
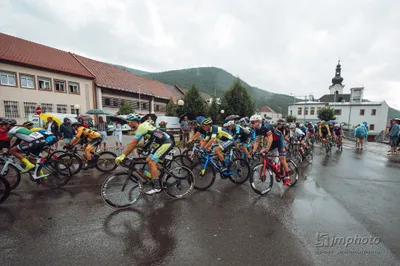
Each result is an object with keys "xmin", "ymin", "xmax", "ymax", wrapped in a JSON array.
[
  {"xmin": 166, "ymin": 98, "xmax": 177, "ymax": 116},
  {"xmin": 208, "ymin": 97, "xmax": 220, "ymax": 122},
  {"xmin": 317, "ymin": 106, "xmax": 336, "ymax": 121},
  {"xmin": 118, "ymin": 101, "xmax": 134, "ymax": 115},
  {"xmin": 183, "ymin": 85, "xmax": 207, "ymax": 116},
  {"xmin": 221, "ymin": 78, "xmax": 255, "ymax": 117},
  {"xmin": 286, "ymin": 115, "xmax": 297, "ymax": 123}
]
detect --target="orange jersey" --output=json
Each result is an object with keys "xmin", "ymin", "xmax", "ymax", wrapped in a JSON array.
[{"xmin": 75, "ymin": 127, "xmax": 100, "ymax": 140}]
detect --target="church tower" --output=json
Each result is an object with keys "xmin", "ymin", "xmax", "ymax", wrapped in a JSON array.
[{"xmin": 329, "ymin": 60, "xmax": 345, "ymax": 95}]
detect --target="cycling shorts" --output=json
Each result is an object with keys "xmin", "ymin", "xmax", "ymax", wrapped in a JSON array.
[
  {"xmin": 87, "ymin": 137, "xmax": 103, "ymax": 149},
  {"xmin": 149, "ymin": 141, "xmax": 174, "ymax": 163},
  {"xmin": 17, "ymin": 139, "xmax": 47, "ymax": 155},
  {"xmin": 217, "ymin": 139, "xmax": 235, "ymax": 152},
  {"xmin": 237, "ymin": 135, "xmax": 251, "ymax": 147},
  {"xmin": 269, "ymin": 136, "xmax": 286, "ymax": 156}
]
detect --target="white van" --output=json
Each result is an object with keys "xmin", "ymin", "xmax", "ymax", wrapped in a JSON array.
[{"xmin": 156, "ymin": 116, "xmax": 180, "ymax": 129}]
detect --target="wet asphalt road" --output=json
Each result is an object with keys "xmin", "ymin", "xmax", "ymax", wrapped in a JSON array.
[{"xmin": 1, "ymin": 141, "xmax": 399, "ymax": 266}]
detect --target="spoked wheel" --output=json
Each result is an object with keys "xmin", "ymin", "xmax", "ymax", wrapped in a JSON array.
[
  {"xmin": 191, "ymin": 162, "xmax": 216, "ymax": 190},
  {"xmin": 286, "ymin": 160, "xmax": 299, "ymax": 187},
  {"xmin": 162, "ymin": 166, "xmax": 194, "ymax": 199},
  {"xmin": 0, "ymin": 177, "xmax": 11, "ymax": 204},
  {"xmin": 325, "ymin": 143, "xmax": 332, "ymax": 156},
  {"xmin": 171, "ymin": 146, "xmax": 182, "ymax": 156},
  {"xmin": 303, "ymin": 149, "xmax": 313, "ymax": 165},
  {"xmin": 38, "ymin": 161, "xmax": 72, "ymax": 188},
  {"xmin": 95, "ymin": 151, "xmax": 117, "ymax": 173},
  {"xmin": 182, "ymin": 149, "xmax": 200, "ymax": 167},
  {"xmin": 227, "ymin": 158, "xmax": 250, "ymax": 184},
  {"xmin": 249, "ymin": 163, "xmax": 273, "ymax": 195},
  {"xmin": 170, "ymin": 155, "xmax": 194, "ymax": 169},
  {"xmin": 56, "ymin": 154, "xmax": 83, "ymax": 176},
  {"xmin": 0, "ymin": 163, "xmax": 21, "ymax": 190},
  {"xmin": 101, "ymin": 172, "xmax": 143, "ymax": 209}
]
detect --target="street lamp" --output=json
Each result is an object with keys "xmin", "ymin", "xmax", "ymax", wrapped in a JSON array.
[
  {"xmin": 220, "ymin": 110, "xmax": 225, "ymax": 114},
  {"xmin": 74, "ymin": 104, "xmax": 81, "ymax": 116},
  {"xmin": 177, "ymin": 99, "xmax": 184, "ymax": 106}
]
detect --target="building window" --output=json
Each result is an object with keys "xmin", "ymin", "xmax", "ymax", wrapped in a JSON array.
[
  {"xmin": 290, "ymin": 110, "xmax": 293, "ymax": 115},
  {"xmin": 304, "ymin": 107, "xmax": 308, "ymax": 115},
  {"xmin": 155, "ymin": 105, "xmax": 160, "ymax": 112},
  {"xmin": 54, "ymin": 80, "xmax": 66, "ymax": 92},
  {"xmin": 142, "ymin": 102, "xmax": 147, "ymax": 110},
  {"xmin": 41, "ymin": 103, "xmax": 53, "ymax": 113},
  {"xmin": 334, "ymin": 109, "xmax": 342, "ymax": 115},
  {"xmin": 370, "ymin": 124, "xmax": 375, "ymax": 131},
  {"xmin": 360, "ymin": 109, "xmax": 365, "ymax": 116},
  {"xmin": 38, "ymin": 77, "xmax": 52, "ymax": 91},
  {"xmin": 4, "ymin": 101, "xmax": 20, "ymax": 118},
  {"xmin": 70, "ymin": 105, "xmax": 76, "ymax": 114},
  {"xmin": 297, "ymin": 107, "xmax": 302, "ymax": 115},
  {"xmin": 57, "ymin": 104, "xmax": 67, "ymax": 114},
  {"xmin": 104, "ymin": 98, "xmax": 111, "ymax": 106},
  {"xmin": 310, "ymin": 107, "xmax": 315, "ymax": 115},
  {"xmin": 69, "ymin": 82, "xmax": 80, "ymax": 94},
  {"xmin": 371, "ymin": 109, "xmax": 376, "ymax": 116},
  {"xmin": 20, "ymin": 74, "xmax": 35, "ymax": 89},
  {"xmin": 23, "ymin": 102, "xmax": 37, "ymax": 118},
  {"xmin": 0, "ymin": 71, "xmax": 16, "ymax": 86}
]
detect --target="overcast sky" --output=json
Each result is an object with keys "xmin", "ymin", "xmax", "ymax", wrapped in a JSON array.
[{"xmin": 1, "ymin": 0, "xmax": 399, "ymax": 109}]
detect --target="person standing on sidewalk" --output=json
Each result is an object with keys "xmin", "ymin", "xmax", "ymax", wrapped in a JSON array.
[
  {"xmin": 354, "ymin": 124, "xmax": 368, "ymax": 150},
  {"xmin": 180, "ymin": 116, "xmax": 190, "ymax": 144},
  {"xmin": 96, "ymin": 116, "xmax": 108, "ymax": 150},
  {"xmin": 114, "ymin": 121, "xmax": 123, "ymax": 150},
  {"xmin": 45, "ymin": 117, "xmax": 59, "ymax": 149},
  {"xmin": 388, "ymin": 119, "xmax": 400, "ymax": 155},
  {"xmin": 59, "ymin": 118, "xmax": 74, "ymax": 144}
]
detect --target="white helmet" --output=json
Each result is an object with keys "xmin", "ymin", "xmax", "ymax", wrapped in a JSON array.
[
  {"xmin": 250, "ymin": 114, "xmax": 262, "ymax": 122},
  {"xmin": 223, "ymin": 120, "xmax": 235, "ymax": 127},
  {"xmin": 289, "ymin": 123, "xmax": 296, "ymax": 129},
  {"xmin": 299, "ymin": 123, "xmax": 304, "ymax": 127}
]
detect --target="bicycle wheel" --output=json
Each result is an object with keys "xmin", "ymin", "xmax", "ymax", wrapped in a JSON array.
[
  {"xmin": 0, "ymin": 162, "xmax": 21, "ymax": 190},
  {"xmin": 182, "ymin": 149, "xmax": 200, "ymax": 166},
  {"xmin": 0, "ymin": 177, "xmax": 11, "ymax": 204},
  {"xmin": 56, "ymin": 153, "xmax": 83, "ymax": 175},
  {"xmin": 171, "ymin": 155, "xmax": 194, "ymax": 169},
  {"xmin": 303, "ymin": 149, "xmax": 313, "ymax": 165},
  {"xmin": 227, "ymin": 158, "xmax": 250, "ymax": 184},
  {"xmin": 286, "ymin": 160, "xmax": 299, "ymax": 187},
  {"xmin": 101, "ymin": 172, "xmax": 143, "ymax": 209},
  {"xmin": 38, "ymin": 160, "xmax": 72, "ymax": 188},
  {"xmin": 171, "ymin": 146, "xmax": 181, "ymax": 156},
  {"xmin": 191, "ymin": 161, "xmax": 216, "ymax": 190},
  {"xmin": 95, "ymin": 151, "xmax": 117, "ymax": 173},
  {"xmin": 162, "ymin": 165, "xmax": 194, "ymax": 199},
  {"xmin": 249, "ymin": 163, "xmax": 273, "ymax": 195},
  {"xmin": 325, "ymin": 143, "xmax": 332, "ymax": 156}
]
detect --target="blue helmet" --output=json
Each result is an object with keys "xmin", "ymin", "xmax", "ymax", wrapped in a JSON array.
[{"xmin": 126, "ymin": 114, "xmax": 142, "ymax": 122}]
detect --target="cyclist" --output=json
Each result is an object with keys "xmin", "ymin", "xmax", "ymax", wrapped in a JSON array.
[
  {"xmin": 5, "ymin": 119, "xmax": 46, "ymax": 173},
  {"xmin": 66, "ymin": 121, "xmax": 103, "ymax": 170},
  {"xmin": 187, "ymin": 120, "xmax": 207, "ymax": 146},
  {"xmin": 250, "ymin": 115, "xmax": 293, "ymax": 186},
  {"xmin": 22, "ymin": 121, "xmax": 58, "ymax": 148},
  {"xmin": 299, "ymin": 123, "xmax": 307, "ymax": 134},
  {"xmin": 332, "ymin": 124, "xmax": 344, "ymax": 148},
  {"xmin": 115, "ymin": 114, "xmax": 174, "ymax": 195},
  {"xmin": 306, "ymin": 122, "xmax": 315, "ymax": 141},
  {"xmin": 199, "ymin": 118, "xmax": 235, "ymax": 172},
  {"xmin": 289, "ymin": 123, "xmax": 308, "ymax": 150},
  {"xmin": 319, "ymin": 120, "xmax": 332, "ymax": 146},
  {"xmin": 224, "ymin": 120, "xmax": 253, "ymax": 160},
  {"xmin": 0, "ymin": 118, "xmax": 11, "ymax": 151}
]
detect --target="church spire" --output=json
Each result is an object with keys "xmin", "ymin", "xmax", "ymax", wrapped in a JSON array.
[{"xmin": 332, "ymin": 60, "xmax": 344, "ymax": 85}]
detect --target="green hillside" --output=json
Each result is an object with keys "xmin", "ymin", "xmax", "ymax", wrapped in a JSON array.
[
  {"xmin": 114, "ymin": 65, "xmax": 150, "ymax": 76},
  {"xmin": 388, "ymin": 107, "xmax": 400, "ymax": 119}
]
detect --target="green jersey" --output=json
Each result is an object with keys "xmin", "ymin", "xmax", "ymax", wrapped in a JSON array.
[{"xmin": 7, "ymin": 126, "xmax": 44, "ymax": 142}]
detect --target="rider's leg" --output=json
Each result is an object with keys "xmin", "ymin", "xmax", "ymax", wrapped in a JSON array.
[
  {"xmin": 242, "ymin": 145, "xmax": 251, "ymax": 159},
  {"xmin": 215, "ymin": 146, "xmax": 225, "ymax": 162},
  {"xmin": 146, "ymin": 143, "xmax": 172, "ymax": 194},
  {"xmin": 10, "ymin": 144, "xmax": 35, "ymax": 173}
]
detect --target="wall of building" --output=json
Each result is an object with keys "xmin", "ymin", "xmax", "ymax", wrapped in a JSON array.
[
  {"xmin": 258, "ymin": 111, "xmax": 282, "ymax": 123},
  {"xmin": 0, "ymin": 62, "xmax": 94, "ymax": 124},
  {"xmin": 287, "ymin": 103, "xmax": 327, "ymax": 122}
]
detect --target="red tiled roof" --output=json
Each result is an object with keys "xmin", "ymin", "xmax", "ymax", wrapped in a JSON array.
[
  {"xmin": 0, "ymin": 32, "xmax": 94, "ymax": 78},
  {"xmin": 75, "ymin": 54, "xmax": 172, "ymax": 100},
  {"xmin": 163, "ymin": 84, "xmax": 185, "ymax": 101},
  {"xmin": 260, "ymin": 106, "xmax": 275, "ymax": 113}
]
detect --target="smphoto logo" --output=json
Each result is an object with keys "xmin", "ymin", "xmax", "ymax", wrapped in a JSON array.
[{"xmin": 315, "ymin": 233, "xmax": 380, "ymax": 248}]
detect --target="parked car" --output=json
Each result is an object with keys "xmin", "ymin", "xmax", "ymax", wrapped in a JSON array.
[{"xmin": 106, "ymin": 122, "xmax": 132, "ymax": 135}]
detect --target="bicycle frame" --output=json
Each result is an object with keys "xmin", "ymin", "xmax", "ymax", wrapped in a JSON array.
[
  {"xmin": 200, "ymin": 150, "xmax": 234, "ymax": 176},
  {"xmin": 0, "ymin": 154, "xmax": 50, "ymax": 180}
]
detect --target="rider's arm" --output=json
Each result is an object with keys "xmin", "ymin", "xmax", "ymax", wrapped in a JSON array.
[
  {"xmin": 189, "ymin": 132, "xmax": 201, "ymax": 143},
  {"xmin": 122, "ymin": 138, "xmax": 139, "ymax": 157},
  {"xmin": 327, "ymin": 126, "xmax": 332, "ymax": 136},
  {"xmin": 204, "ymin": 138, "xmax": 216, "ymax": 150},
  {"xmin": 264, "ymin": 132, "xmax": 273, "ymax": 152}
]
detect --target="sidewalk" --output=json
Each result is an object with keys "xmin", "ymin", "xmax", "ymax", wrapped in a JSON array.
[{"xmin": 342, "ymin": 138, "xmax": 400, "ymax": 158}]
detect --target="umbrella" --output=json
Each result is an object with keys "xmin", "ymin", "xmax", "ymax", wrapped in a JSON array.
[
  {"xmin": 39, "ymin": 113, "xmax": 62, "ymax": 125},
  {"xmin": 141, "ymin": 113, "xmax": 157, "ymax": 123},
  {"xmin": 108, "ymin": 116, "xmax": 128, "ymax": 125},
  {"xmin": 86, "ymin": 109, "xmax": 110, "ymax": 115},
  {"xmin": 76, "ymin": 115, "xmax": 93, "ymax": 121},
  {"xmin": 225, "ymin": 114, "xmax": 240, "ymax": 121}
]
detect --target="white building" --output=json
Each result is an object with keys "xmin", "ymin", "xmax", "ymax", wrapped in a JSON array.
[
  {"xmin": 257, "ymin": 106, "xmax": 283, "ymax": 123},
  {"xmin": 287, "ymin": 61, "xmax": 389, "ymax": 140}
]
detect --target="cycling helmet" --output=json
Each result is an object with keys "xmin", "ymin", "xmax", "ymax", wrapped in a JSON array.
[
  {"xmin": 189, "ymin": 120, "xmax": 198, "ymax": 125},
  {"xmin": 196, "ymin": 116, "xmax": 205, "ymax": 123},
  {"xmin": 202, "ymin": 118, "xmax": 213, "ymax": 125},
  {"xmin": 249, "ymin": 114, "xmax": 261, "ymax": 122},
  {"xmin": 321, "ymin": 120, "xmax": 325, "ymax": 124},
  {"xmin": 224, "ymin": 121, "xmax": 235, "ymax": 127},
  {"xmin": 334, "ymin": 124, "xmax": 339, "ymax": 127},
  {"xmin": 71, "ymin": 121, "xmax": 81, "ymax": 127},
  {"xmin": 299, "ymin": 123, "xmax": 304, "ymax": 127},
  {"xmin": 6, "ymin": 119, "xmax": 17, "ymax": 126},
  {"xmin": 22, "ymin": 121, "xmax": 34, "ymax": 127},
  {"xmin": 126, "ymin": 114, "xmax": 142, "ymax": 122},
  {"xmin": 289, "ymin": 123, "xmax": 296, "ymax": 129}
]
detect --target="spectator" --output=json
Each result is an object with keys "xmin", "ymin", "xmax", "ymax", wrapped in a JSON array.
[
  {"xmin": 114, "ymin": 121, "xmax": 123, "ymax": 150},
  {"xmin": 78, "ymin": 117, "xmax": 89, "ymax": 128},
  {"xmin": 96, "ymin": 116, "xmax": 107, "ymax": 150},
  {"xmin": 0, "ymin": 118, "xmax": 11, "ymax": 151},
  {"xmin": 180, "ymin": 116, "xmax": 190, "ymax": 144},
  {"xmin": 388, "ymin": 119, "xmax": 400, "ymax": 155},
  {"xmin": 45, "ymin": 117, "xmax": 59, "ymax": 148},
  {"xmin": 354, "ymin": 123, "xmax": 368, "ymax": 150},
  {"xmin": 59, "ymin": 118, "xmax": 75, "ymax": 144}
]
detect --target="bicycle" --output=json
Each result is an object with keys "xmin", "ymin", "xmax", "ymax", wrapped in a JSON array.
[
  {"xmin": 0, "ymin": 152, "xmax": 72, "ymax": 190},
  {"xmin": 249, "ymin": 153, "xmax": 299, "ymax": 195},
  {"xmin": 322, "ymin": 137, "xmax": 332, "ymax": 156},
  {"xmin": 335, "ymin": 136, "xmax": 343, "ymax": 152},
  {"xmin": 287, "ymin": 139, "xmax": 313, "ymax": 165},
  {"xmin": 0, "ymin": 176, "xmax": 11, "ymax": 204},
  {"xmin": 56, "ymin": 146, "xmax": 117, "ymax": 175},
  {"xmin": 101, "ymin": 150, "xmax": 195, "ymax": 209},
  {"xmin": 190, "ymin": 148, "xmax": 251, "ymax": 190}
]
